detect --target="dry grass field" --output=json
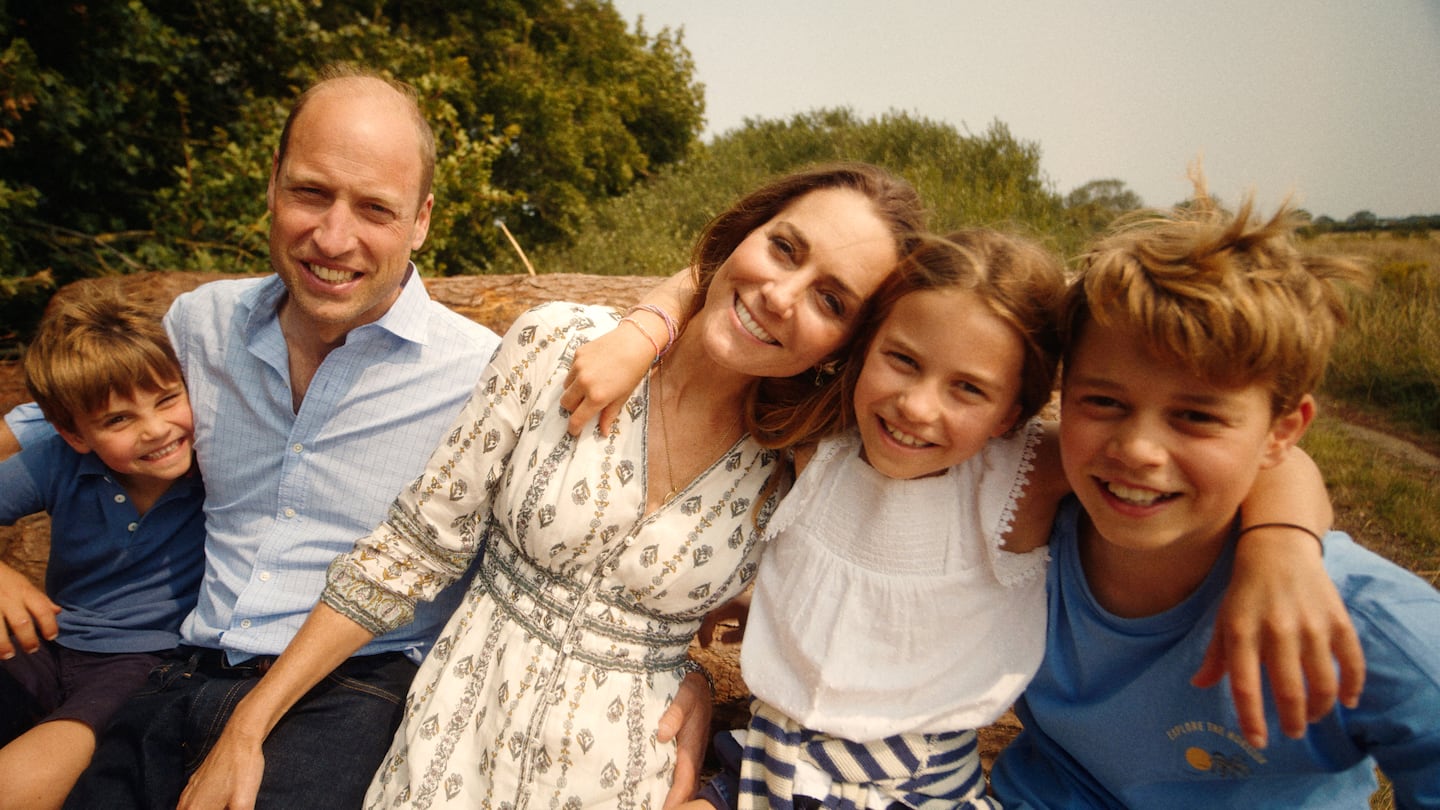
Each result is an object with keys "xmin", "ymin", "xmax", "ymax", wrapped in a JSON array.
[{"xmin": 1300, "ymin": 231, "xmax": 1440, "ymax": 808}]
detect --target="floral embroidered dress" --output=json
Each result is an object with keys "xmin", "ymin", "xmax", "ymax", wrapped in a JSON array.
[{"xmin": 324, "ymin": 302, "xmax": 781, "ymax": 810}]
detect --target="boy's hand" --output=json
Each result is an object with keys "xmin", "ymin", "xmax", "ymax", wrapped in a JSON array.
[
  {"xmin": 561, "ymin": 321, "xmax": 659, "ymax": 437},
  {"xmin": 0, "ymin": 561, "xmax": 60, "ymax": 658},
  {"xmin": 1193, "ymin": 527, "xmax": 1364, "ymax": 749},
  {"xmin": 659, "ymin": 671, "xmax": 712, "ymax": 809}
]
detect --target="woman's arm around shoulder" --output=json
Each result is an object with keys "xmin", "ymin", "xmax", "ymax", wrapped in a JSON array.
[{"xmin": 1196, "ymin": 445, "xmax": 1364, "ymax": 750}]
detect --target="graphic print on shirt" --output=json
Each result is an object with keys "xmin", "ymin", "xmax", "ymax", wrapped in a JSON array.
[{"xmin": 1163, "ymin": 718, "xmax": 1267, "ymax": 779}]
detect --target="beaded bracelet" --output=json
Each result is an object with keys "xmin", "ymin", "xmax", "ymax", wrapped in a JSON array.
[
  {"xmin": 617, "ymin": 316, "xmax": 662, "ymax": 361},
  {"xmin": 678, "ymin": 656, "xmax": 715, "ymax": 695},
  {"xmin": 1236, "ymin": 521, "xmax": 1324, "ymax": 551},
  {"xmin": 626, "ymin": 304, "xmax": 677, "ymax": 359}
]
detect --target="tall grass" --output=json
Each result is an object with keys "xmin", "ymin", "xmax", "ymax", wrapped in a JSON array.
[
  {"xmin": 1313, "ymin": 232, "xmax": 1440, "ymax": 441},
  {"xmin": 1301, "ymin": 232, "xmax": 1440, "ymax": 810}
]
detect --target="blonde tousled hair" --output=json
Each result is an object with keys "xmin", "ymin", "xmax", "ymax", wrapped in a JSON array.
[{"xmin": 1061, "ymin": 173, "xmax": 1370, "ymax": 415}]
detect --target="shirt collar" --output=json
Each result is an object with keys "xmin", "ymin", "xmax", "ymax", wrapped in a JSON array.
[{"xmin": 240, "ymin": 263, "xmax": 435, "ymax": 348}]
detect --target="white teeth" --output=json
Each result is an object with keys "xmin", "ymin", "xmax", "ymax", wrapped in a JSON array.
[
  {"xmin": 1105, "ymin": 481, "xmax": 1165, "ymax": 506},
  {"xmin": 883, "ymin": 420, "xmax": 931, "ymax": 448},
  {"xmin": 309, "ymin": 263, "xmax": 357, "ymax": 284},
  {"xmin": 734, "ymin": 299, "xmax": 778, "ymax": 344},
  {"xmin": 142, "ymin": 439, "xmax": 183, "ymax": 461}
]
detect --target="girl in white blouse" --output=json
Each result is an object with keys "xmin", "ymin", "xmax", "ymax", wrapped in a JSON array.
[{"xmin": 696, "ymin": 229, "xmax": 1066, "ymax": 809}]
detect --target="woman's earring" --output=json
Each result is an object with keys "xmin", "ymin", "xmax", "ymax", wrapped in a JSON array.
[{"xmin": 813, "ymin": 360, "xmax": 839, "ymax": 386}]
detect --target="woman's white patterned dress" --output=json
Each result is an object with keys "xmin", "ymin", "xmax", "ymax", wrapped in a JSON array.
[{"xmin": 323, "ymin": 302, "xmax": 781, "ymax": 809}]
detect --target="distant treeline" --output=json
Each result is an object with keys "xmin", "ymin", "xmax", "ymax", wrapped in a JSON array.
[{"xmin": 1307, "ymin": 213, "xmax": 1439, "ymax": 237}]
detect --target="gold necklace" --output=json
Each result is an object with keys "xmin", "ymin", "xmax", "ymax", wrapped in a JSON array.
[{"xmin": 655, "ymin": 360, "xmax": 741, "ymax": 503}]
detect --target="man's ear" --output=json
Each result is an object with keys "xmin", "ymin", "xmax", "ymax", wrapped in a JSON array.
[
  {"xmin": 410, "ymin": 193, "xmax": 434, "ymax": 251},
  {"xmin": 1261, "ymin": 394, "xmax": 1316, "ymax": 468},
  {"xmin": 56, "ymin": 426, "xmax": 93, "ymax": 456}
]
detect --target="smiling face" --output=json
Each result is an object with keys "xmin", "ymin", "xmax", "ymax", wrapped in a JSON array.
[
  {"xmin": 58, "ymin": 379, "xmax": 195, "ymax": 490},
  {"xmin": 693, "ymin": 187, "xmax": 900, "ymax": 379},
  {"xmin": 1059, "ymin": 320, "xmax": 1307, "ymax": 556},
  {"xmin": 267, "ymin": 78, "xmax": 433, "ymax": 345},
  {"xmin": 853, "ymin": 287, "xmax": 1023, "ymax": 480}
]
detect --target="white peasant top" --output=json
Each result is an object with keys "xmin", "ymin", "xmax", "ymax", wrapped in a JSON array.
[{"xmin": 739, "ymin": 422, "xmax": 1050, "ymax": 742}]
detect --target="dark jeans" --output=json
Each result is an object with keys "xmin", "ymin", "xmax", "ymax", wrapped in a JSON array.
[{"xmin": 63, "ymin": 647, "xmax": 416, "ymax": 810}]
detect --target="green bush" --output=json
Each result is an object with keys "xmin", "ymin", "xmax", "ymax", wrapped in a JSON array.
[{"xmin": 527, "ymin": 108, "xmax": 1081, "ymax": 277}]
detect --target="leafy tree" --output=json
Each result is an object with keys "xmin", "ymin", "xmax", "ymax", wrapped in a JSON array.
[
  {"xmin": 1346, "ymin": 209, "xmax": 1379, "ymax": 230},
  {"xmin": 0, "ymin": 0, "xmax": 703, "ymax": 338},
  {"xmin": 1062, "ymin": 178, "xmax": 1143, "ymax": 235},
  {"xmin": 378, "ymin": 0, "xmax": 704, "ymax": 247}
]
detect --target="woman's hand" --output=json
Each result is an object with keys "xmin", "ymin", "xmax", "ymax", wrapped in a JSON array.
[
  {"xmin": 177, "ymin": 720, "xmax": 268, "ymax": 810},
  {"xmin": 179, "ymin": 604, "xmax": 377, "ymax": 809},
  {"xmin": 660, "ymin": 670, "xmax": 714, "ymax": 809}
]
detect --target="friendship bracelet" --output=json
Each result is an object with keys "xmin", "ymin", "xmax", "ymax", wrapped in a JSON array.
[
  {"xmin": 627, "ymin": 304, "xmax": 677, "ymax": 359},
  {"xmin": 1235, "ymin": 521, "xmax": 1325, "ymax": 551},
  {"xmin": 617, "ymin": 316, "xmax": 663, "ymax": 362}
]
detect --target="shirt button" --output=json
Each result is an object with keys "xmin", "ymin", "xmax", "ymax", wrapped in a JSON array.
[
  {"xmin": 127, "ymin": 522, "xmax": 139, "ymax": 532},
  {"xmin": 114, "ymin": 494, "xmax": 127, "ymax": 503},
  {"xmin": 259, "ymin": 572, "xmax": 272, "ymax": 582},
  {"xmin": 292, "ymin": 443, "xmax": 303, "ymax": 454},
  {"xmin": 283, "ymin": 507, "xmax": 296, "ymax": 518},
  {"xmin": 240, "ymin": 619, "xmax": 252, "ymax": 629},
  {"xmin": 561, "ymin": 641, "xmax": 574, "ymax": 654}
]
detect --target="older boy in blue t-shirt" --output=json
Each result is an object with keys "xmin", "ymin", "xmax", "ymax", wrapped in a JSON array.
[
  {"xmin": 991, "ymin": 180, "xmax": 1440, "ymax": 807},
  {"xmin": 0, "ymin": 286, "xmax": 205, "ymax": 809}
]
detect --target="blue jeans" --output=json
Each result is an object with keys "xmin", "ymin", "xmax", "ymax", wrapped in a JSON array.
[{"xmin": 63, "ymin": 647, "xmax": 415, "ymax": 809}]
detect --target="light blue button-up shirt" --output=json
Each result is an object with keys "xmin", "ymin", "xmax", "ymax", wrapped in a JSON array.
[{"xmin": 164, "ymin": 270, "xmax": 499, "ymax": 662}]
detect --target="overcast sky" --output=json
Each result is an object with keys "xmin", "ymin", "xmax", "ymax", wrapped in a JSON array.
[{"xmin": 611, "ymin": 1, "xmax": 1440, "ymax": 220}]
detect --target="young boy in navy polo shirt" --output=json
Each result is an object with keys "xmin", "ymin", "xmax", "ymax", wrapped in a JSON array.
[{"xmin": 0, "ymin": 286, "xmax": 205, "ymax": 810}]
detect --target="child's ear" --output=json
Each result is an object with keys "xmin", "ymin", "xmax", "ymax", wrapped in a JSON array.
[
  {"xmin": 56, "ymin": 426, "xmax": 94, "ymax": 456},
  {"xmin": 1260, "ymin": 394, "xmax": 1316, "ymax": 468}
]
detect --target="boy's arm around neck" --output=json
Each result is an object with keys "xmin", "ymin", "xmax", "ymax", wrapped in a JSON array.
[{"xmin": 1195, "ymin": 445, "xmax": 1365, "ymax": 751}]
